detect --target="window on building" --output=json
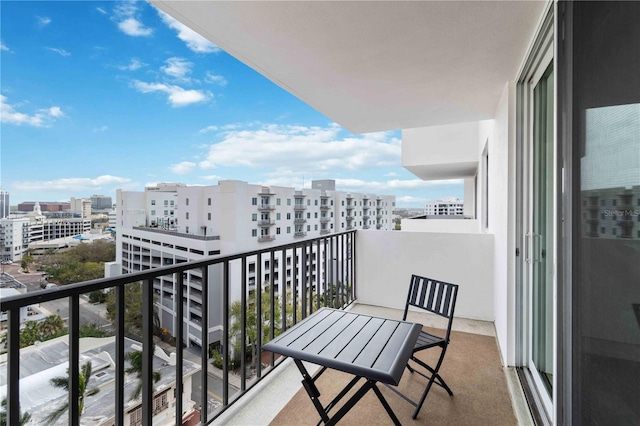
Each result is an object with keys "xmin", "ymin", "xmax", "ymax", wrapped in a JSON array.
[
  {"xmin": 276, "ymin": 227, "xmax": 281, "ymax": 235},
  {"xmin": 342, "ymin": 200, "xmax": 344, "ymax": 206},
  {"xmin": 307, "ymin": 199, "xmax": 311, "ymax": 206},
  {"xmin": 307, "ymin": 212, "xmax": 311, "ymax": 219},
  {"xmin": 186, "ymin": 198, "xmax": 189, "ymax": 206},
  {"xmin": 186, "ymin": 212, "xmax": 189, "ymax": 219},
  {"xmin": 287, "ymin": 213, "xmax": 291, "ymax": 220},
  {"xmin": 164, "ymin": 200, "xmax": 168, "ymax": 207},
  {"xmin": 151, "ymin": 200, "xmax": 156, "ymax": 206},
  {"xmin": 164, "ymin": 210, "xmax": 168, "ymax": 216},
  {"xmin": 287, "ymin": 198, "xmax": 291, "ymax": 206},
  {"xmin": 277, "ymin": 198, "xmax": 281, "ymax": 205},
  {"xmin": 287, "ymin": 226, "xmax": 291, "ymax": 233},
  {"xmin": 207, "ymin": 213, "xmax": 211, "ymax": 220},
  {"xmin": 185, "ymin": 226, "xmax": 189, "ymax": 233},
  {"xmin": 331, "ymin": 200, "xmax": 334, "ymax": 206},
  {"xmin": 276, "ymin": 213, "xmax": 281, "ymax": 220},
  {"xmin": 252, "ymin": 213, "xmax": 257, "ymax": 221},
  {"xmin": 208, "ymin": 198, "xmax": 211, "ymax": 206},
  {"xmin": 151, "ymin": 210, "xmax": 156, "ymax": 216},
  {"xmin": 315, "ymin": 199, "xmax": 318, "ymax": 206},
  {"xmin": 170, "ymin": 200, "xmax": 174, "ymax": 206},
  {"xmin": 307, "ymin": 225, "xmax": 311, "ymax": 231},
  {"xmin": 252, "ymin": 197, "xmax": 257, "ymax": 205},
  {"xmin": 314, "ymin": 224, "xmax": 318, "ymax": 230},
  {"xmin": 252, "ymin": 229, "xmax": 257, "ymax": 237}
]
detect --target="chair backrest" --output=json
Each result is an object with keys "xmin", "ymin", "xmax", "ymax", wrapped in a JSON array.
[{"xmin": 403, "ymin": 275, "xmax": 459, "ymax": 338}]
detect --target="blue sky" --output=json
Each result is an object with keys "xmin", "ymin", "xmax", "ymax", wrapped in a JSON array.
[{"xmin": 1, "ymin": 0, "xmax": 463, "ymax": 207}]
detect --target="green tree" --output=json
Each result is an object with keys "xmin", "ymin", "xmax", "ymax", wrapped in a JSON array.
[
  {"xmin": 105, "ymin": 282, "xmax": 159, "ymax": 339},
  {"xmin": 18, "ymin": 316, "xmax": 68, "ymax": 348},
  {"xmin": 0, "ymin": 398, "xmax": 31, "ymax": 426},
  {"xmin": 124, "ymin": 342, "xmax": 162, "ymax": 401},
  {"xmin": 228, "ymin": 284, "xmax": 299, "ymax": 369},
  {"xmin": 46, "ymin": 362, "xmax": 100, "ymax": 423}
]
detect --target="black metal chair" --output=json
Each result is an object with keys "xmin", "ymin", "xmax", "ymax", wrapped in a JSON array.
[{"xmin": 387, "ymin": 274, "xmax": 459, "ymax": 419}]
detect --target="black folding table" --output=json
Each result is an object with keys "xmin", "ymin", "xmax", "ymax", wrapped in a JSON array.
[{"xmin": 263, "ymin": 307, "xmax": 421, "ymax": 425}]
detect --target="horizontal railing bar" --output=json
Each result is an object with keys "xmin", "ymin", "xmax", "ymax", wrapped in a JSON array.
[{"xmin": 0, "ymin": 230, "xmax": 356, "ymax": 310}]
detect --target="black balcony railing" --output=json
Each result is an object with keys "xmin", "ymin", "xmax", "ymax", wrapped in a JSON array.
[{"xmin": 0, "ymin": 230, "xmax": 356, "ymax": 425}]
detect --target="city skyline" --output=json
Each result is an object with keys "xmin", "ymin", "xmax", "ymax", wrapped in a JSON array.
[{"xmin": 1, "ymin": 1, "xmax": 463, "ymax": 207}]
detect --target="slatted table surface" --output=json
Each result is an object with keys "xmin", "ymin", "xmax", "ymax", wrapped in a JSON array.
[{"xmin": 264, "ymin": 307, "xmax": 421, "ymax": 386}]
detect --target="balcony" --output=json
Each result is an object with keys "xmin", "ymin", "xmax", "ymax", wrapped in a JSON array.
[
  {"xmin": 258, "ymin": 235, "xmax": 276, "ymax": 242},
  {"xmin": 320, "ymin": 217, "xmax": 330, "ymax": 223},
  {"xmin": 319, "ymin": 229, "xmax": 331, "ymax": 235},
  {"xmin": 257, "ymin": 204, "xmax": 275, "ymax": 211},
  {"xmin": 320, "ymin": 205, "xmax": 330, "ymax": 210},
  {"xmin": 293, "ymin": 218, "xmax": 306, "ymax": 224},
  {"xmin": 257, "ymin": 220, "xmax": 275, "ymax": 227},
  {"xmin": 293, "ymin": 204, "xmax": 306, "ymax": 211},
  {"xmin": 294, "ymin": 231, "xmax": 307, "ymax": 238},
  {"xmin": 0, "ymin": 230, "xmax": 520, "ymax": 426}
]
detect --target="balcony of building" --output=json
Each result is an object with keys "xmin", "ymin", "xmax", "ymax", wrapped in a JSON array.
[
  {"xmin": 257, "ymin": 220, "xmax": 275, "ymax": 227},
  {"xmin": 0, "ymin": 229, "xmax": 526, "ymax": 426},
  {"xmin": 258, "ymin": 235, "xmax": 276, "ymax": 243},
  {"xmin": 293, "ymin": 204, "xmax": 306, "ymax": 211},
  {"xmin": 293, "ymin": 218, "xmax": 306, "ymax": 224},
  {"xmin": 257, "ymin": 204, "xmax": 275, "ymax": 211}
]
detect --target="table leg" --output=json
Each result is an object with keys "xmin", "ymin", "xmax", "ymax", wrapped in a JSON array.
[{"xmin": 294, "ymin": 359, "xmax": 330, "ymax": 424}]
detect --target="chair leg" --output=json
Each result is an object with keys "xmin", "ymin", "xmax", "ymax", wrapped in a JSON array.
[
  {"xmin": 410, "ymin": 356, "xmax": 453, "ymax": 395},
  {"xmin": 411, "ymin": 347, "xmax": 451, "ymax": 419}
]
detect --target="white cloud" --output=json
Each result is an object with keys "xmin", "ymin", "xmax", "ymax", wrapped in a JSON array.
[
  {"xmin": 37, "ymin": 16, "xmax": 51, "ymax": 26},
  {"xmin": 157, "ymin": 10, "xmax": 219, "ymax": 53},
  {"xmin": 96, "ymin": 7, "xmax": 107, "ymax": 15},
  {"xmin": 93, "ymin": 125, "xmax": 108, "ymax": 132},
  {"xmin": 198, "ymin": 123, "xmax": 400, "ymax": 171},
  {"xmin": 118, "ymin": 18, "xmax": 153, "ymax": 37},
  {"xmin": 46, "ymin": 47, "xmax": 70, "ymax": 56},
  {"xmin": 114, "ymin": 1, "xmax": 153, "ymax": 37},
  {"xmin": 199, "ymin": 125, "xmax": 218, "ymax": 134},
  {"xmin": 334, "ymin": 178, "xmax": 463, "ymax": 192},
  {"xmin": 384, "ymin": 172, "xmax": 398, "ymax": 177},
  {"xmin": 117, "ymin": 58, "xmax": 145, "ymax": 71},
  {"xmin": 161, "ymin": 57, "xmax": 193, "ymax": 80},
  {"xmin": 131, "ymin": 80, "xmax": 210, "ymax": 107},
  {"xmin": 1, "ymin": 95, "xmax": 64, "ymax": 127},
  {"xmin": 205, "ymin": 72, "xmax": 227, "ymax": 86},
  {"xmin": 0, "ymin": 41, "xmax": 9, "ymax": 51},
  {"xmin": 13, "ymin": 175, "xmax": 131, "ymax": 191},
  {"xmin": 201, "ymin": 174, "xmax": 224, "ymax": 181},
  {"xmin": 396, "ymin": 196, "xmax": 426, "ymax": 203},
  {"xmin": 169, "ymin": 161, "xmax": 196, "ymax": 175}
]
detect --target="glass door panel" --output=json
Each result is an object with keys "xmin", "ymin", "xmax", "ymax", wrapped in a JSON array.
[{"xmin": 531, "ymin": 64, "xmax": 554, "ymax": 395}]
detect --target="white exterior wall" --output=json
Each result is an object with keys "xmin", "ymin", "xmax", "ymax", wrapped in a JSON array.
[
  {"xmin": 356, "ymin": 231, "xmax": 494, "ymax": 321},
  {"xmin": 0, "ymin": 218, "xmax": 29, "ymax": 260},
  {"xmin": 401, "ymin": 218, "xmax": 480, "ymax": 233},
  {"xmin": 489, "ymin": 82, "xmax": 518, "ymax": 365}
]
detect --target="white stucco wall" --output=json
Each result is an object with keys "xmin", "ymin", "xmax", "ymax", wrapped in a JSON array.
[
  {"xmin": 401, "ymin": 218, "xmax": 480, "ymax": 233},
  {"xmin": 489, "ymin": 82, "xmax": 517, "ymax": 365},
  {"xmin": 355, "ymin": 230, "xmax": 494, "ymax": 321}
]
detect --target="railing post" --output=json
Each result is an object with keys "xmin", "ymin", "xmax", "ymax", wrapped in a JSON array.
[
  {"xmin": 115, "ymin": 284, "xmax": 125, "ymax": 425},
  {"xmin": 175, "ymin": 272, "xmax": 184, "ymax": 424},
  {"xmin": 69, "ymin": 294, "xmax": 80, "ymax": 426},
  {"xmin": 240, "ymin": 256, "xmax": 247, "ymax": 391},
  {"xmin": 6, "ymin": 309, "xmax": 20, "ymax": 425},
  {"xmin": 200, "ymin": 265, "xmax": 209, "ymax": 421},
  {"xmin": 142, "ymin": 279, "xmax": 153, "ymax": 426},
  {"xmin": 256, "ymin": 253, "xmax": 262, "ymax": 379},
  {"xmin": 222, "ymin": 260, "xmax": 230, "ymax": 406}
]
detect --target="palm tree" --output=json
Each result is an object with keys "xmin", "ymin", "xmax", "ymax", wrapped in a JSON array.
[
  {"xmin": 46, "ymin": 361, "xmax": 99, "ymax": 423},
  {"xmin": 0, "ymin": 398, "xmax": 31, "ymax": 426},
  {"xmin": 125, "ymin": 342, "xmax": 161, "ymax": 401}
]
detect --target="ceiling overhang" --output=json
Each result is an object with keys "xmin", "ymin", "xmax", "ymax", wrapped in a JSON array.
[{"xmin": 151, "ymin": 1, "xmax": 547, "ymax": 134}]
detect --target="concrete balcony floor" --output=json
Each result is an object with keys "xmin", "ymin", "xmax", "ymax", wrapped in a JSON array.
[{"xmin": 214, "ymin": 304, "xmax": 533, "ymax": 425}]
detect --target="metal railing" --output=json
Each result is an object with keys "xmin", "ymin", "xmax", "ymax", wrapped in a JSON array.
[
  {"xmin": 0, "ymin": 230, "xmax": 356, "ymax": 425},
  {"xmin": 132, "ymin": 226, "xmax": 221, "ymax": 241}
]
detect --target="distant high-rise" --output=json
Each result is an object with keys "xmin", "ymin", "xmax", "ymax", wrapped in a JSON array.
[
  {"xmin": 424, "ymin": 197, "xmax": 464, "ymax": 216},
  {"xmin": 91, "ymin": 194, "xmax": 113, "ymax": 210},
  {"xmin": 0, "ymin": 190, "xmax": 8, "ymax": 219}
]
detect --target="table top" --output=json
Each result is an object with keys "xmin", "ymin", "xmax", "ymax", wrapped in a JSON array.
[{"xmin": 262, "ymin": 308, "xmax": 422, "ymax": 385}]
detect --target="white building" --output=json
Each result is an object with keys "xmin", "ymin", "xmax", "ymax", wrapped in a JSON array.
[
  {"xmin": 69, "ymin": 197, "xmax": 92, "ymax": 219},
  {"xmin": 0, "ymin": 203, "xmax": 92, "ymax": 261},
  {"xmin": 424, "ymin": 197, "xmax": 464, "ymax": 216},
  {"xmin": 115, "ymin": 180, "xmax": 394, "ymax": 348}
]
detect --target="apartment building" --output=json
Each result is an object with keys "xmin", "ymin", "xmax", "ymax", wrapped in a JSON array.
[
  {"xmin": 424, "ymin": 197, "xmax": 464, "ymax": 216},
  {"xmin": 0, "ymin": 203, "xmax": 91, "ymax": 261},
  {"xmin": 0, "ymin": 190, "xmax": 9, "ymax": 219},
  {"xmin": 115, "ymin": 180, "xmax": 394, "ymax": 348},
  {"xmin": 90, "ymin": 194, "xmax": 113, "ymax": 211}
]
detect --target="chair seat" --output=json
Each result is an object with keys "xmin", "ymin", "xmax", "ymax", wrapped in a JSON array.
[{"xmin": 413, "ymin": 330, "xmax": 446, "ymax": 352}]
